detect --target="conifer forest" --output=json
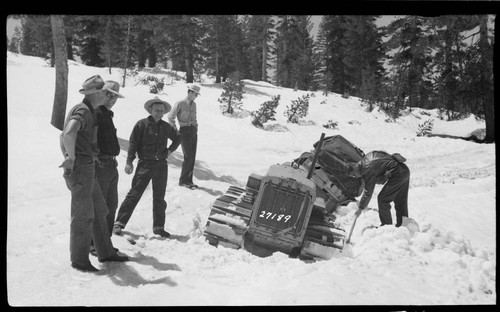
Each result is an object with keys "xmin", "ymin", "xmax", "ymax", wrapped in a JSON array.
[{"xmin": 7, "ymin": 15, "xmax": 495, "ymax": 142}]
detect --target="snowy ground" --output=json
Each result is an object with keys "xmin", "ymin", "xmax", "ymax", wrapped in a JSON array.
[{"xmin": 6, "ymin": 52, "xmax": 496, "ymax": 306}]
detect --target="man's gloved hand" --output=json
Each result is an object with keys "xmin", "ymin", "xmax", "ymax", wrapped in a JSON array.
[
  {"xmin": 124, "ymin": 163, "xmax": 134, "ymax": 175},
  {"xmin": 59, "ymin": 156, "xmax": 75, "ymax": 176}
]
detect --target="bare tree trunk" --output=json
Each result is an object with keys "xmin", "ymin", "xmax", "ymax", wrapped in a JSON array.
[
  {"xmin": 261, "ymin": 17, "xmax": 268, "ymax": 82},
  {"xmin": 122, "ymin": 16, "xmax": 131, "ymax": 88},
  {"xmin": 215, "ymin": 49, "xmax": 220, "ymax": 83},
  {"xmin": 282, "ymin": 16, "xmax": 289, "ymax": 87},
  {"xmin": 105, "ymin": 16, "xmax": 112, "ymax": 74},
  {"xmin": 50, "ymin": 15, "xmax": 68, "ymax": 131},
  {"xmin": 182, "ymin": 15, "xmax": 194, "ymax": 83},
  {"xmin": 214, "ymin": 18, "xmax": 221, "ymax": 84},
  {"xmin": 480, "ymin": 15, "xmax": 495, "ymax": 142}
]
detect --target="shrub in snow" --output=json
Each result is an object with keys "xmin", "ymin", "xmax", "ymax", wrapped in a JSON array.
[
  {"xmin": 322, "ymin": 120, "xmax": 338, "ymax": 129},
  {"xmin": 218, "ymin": 78, "xmax": 245, "ymax": 115},
  {"xmin": 149, "ymin": 80, "xmax": 165, "ymax": 94},
  {"xmin": 251, "ymin": 95, "xmax": 281, "ymax": 128},
  {"xmin": 284, "ymin": 94, "xmax": 310, "ymax": 123},
  {"xmin": 416, "ymin": 119, "xmax": 434, "ymax": 137},
  {"xmin": 140, "ymin": 75, "xmax": 165, "ymax": 94}
]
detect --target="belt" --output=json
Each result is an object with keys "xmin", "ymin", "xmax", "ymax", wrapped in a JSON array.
[
  {"xmin": 98, "ymin": 155, "xmax": 116, "ymax": 160},
  {"xmin": 180, "ymin": 122, "xmax": 197, "ymax": 127}
]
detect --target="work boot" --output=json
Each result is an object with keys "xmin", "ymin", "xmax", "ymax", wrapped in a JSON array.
[
  {"xmin": 90, "ymin": 246, "xmax": 119, "ymax": 257},
  {"xmin": 98, "ymin": 253, "xmax": 129, "ymax": 263},
  {"xmin": 71, "ymin": 262, "xmax": 99, "ymax": 272},
  {"xmin": 153, "ymin": 229, "xmax": 171, "ymax": 238},
  {"xmin": 179, "ymin": 183, "xmax": 195, "ymax": 189}
]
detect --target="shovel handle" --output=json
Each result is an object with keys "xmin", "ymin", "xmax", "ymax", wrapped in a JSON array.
[
  {"xmin": 307, "ymin": 133, "xmax": 326, "ymax": 180},
  {"xmin": 346, "ymin": 212, "xmax": 359, "ymax": 244}
]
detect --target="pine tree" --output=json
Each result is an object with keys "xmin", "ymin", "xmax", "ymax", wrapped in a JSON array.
[
  {"xmin": 242, "ymin": 15, "xmax": 275, "ymax": 82},
  {"xmin": 284, "ymin": 94, "xmax": 310, "ymax": 123},
  {"xmin": 317, "ymin": 15, "xmax": 349, "ymax": 95},
  {"xmin": 251, "ymin": 95, "xmax": 281, "ymax": 127},
  {"xmin": 20, "ymin": 15, "xmax": 52, "ymax": 59},
  {"xmin": 201, "ymin": 15, "xmax": 248, "ymax": 83},
  {"xmin": 218, "ymin": 77, "xmax": 245, "ymax": 115},
  {"xmin": 316, "ymin": 16, "xmax": 386, "ymax": 98},
  {"xmin": 8, "ymin": 26, "xmax": 22, "ymax": 53},
  {"xmin": 71, "ymin": 15, "xmax": 106, "ymax": 66},
  {"xmin": 385, "ymin": 16, "xmax": 435, "ymax": 110},
  {"xmin": 162, "ymin": 15, "xmax": 206, "ymax": 83}
]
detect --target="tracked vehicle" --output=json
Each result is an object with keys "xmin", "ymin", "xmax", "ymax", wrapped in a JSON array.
[{"xmin": 204, "ymin": 134, "xmax": 365, "ymax": 260}]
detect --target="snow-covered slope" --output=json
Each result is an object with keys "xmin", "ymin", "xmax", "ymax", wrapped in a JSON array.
[{"xmin": 7, "ymin": 52, "xmax": 495, "ymax": 306}]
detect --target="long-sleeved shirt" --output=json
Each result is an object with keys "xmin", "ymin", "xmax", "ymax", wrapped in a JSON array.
[
  {"xmin": 127, "ymin": 116, "xmax": 182, "ymax": 164},
  {"xmin": 167, "ymin": 98, "xmax": 197, "ymax": 128},
  {"xmin": 95, "ymin": 105, "xmax": 120, "ymax": 156},
  {"xmin": 358, "ymin": 151, "xmax": 401, "ymax": 210}
]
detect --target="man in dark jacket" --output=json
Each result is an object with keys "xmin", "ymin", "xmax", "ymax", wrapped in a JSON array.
[
  {"xmin": 113, "ymin": 96, "xmax": 182, "ymax": 238},
  {"xmin": 347, "ymin": 151, "xmax": 410, "ymax": 227},
  {"xmin": 95, "ymin": 81, "xmax": 124, "ymax": 235}
]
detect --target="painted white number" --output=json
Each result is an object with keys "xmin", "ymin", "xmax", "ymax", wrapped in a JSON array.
[{"xmin": 258, "ymin": 211, "xmax": 291, "ymax": 223}]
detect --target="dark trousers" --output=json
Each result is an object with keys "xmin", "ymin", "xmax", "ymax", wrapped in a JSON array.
[
  {"xmin": 179, "ymin": 126, "xmax": 197, "ymax": 185},
  {"xmin": 377, "ymin": 163, "xmax": 410, "ymax": 227},
  {"xmin": 63, "ymin": 158, "xmax": 115, "ymax": 266},
  {"xmin": 95, "ymin": 158, "xmax": 119, "ymax": 235},
  {"xmin": 115, "ymin": 159, "xmax": 169, "ymax": 231}
]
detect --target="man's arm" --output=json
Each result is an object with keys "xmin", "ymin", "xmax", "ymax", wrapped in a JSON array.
[
  {"xmin": 60, "ymin": 119, "xmax": 80, "ymax": 160},
  {"xmin": 167, "ymin": 127, "xmax": 182, "ymax": 154},
  {"xmin": 59, "ymin": 119, "xmax": 80, "ymax": 174},
  {"xmin": 358, "ymin": 176, "xmax": 376, "ymax": 210},
  {"xmin": 167, "ymin": 101, "xmax": 179, "ymax": 129}
]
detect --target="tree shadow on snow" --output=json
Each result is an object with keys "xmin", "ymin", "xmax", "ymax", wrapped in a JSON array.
[{"xmin": 118, "ymin": 137, "xmax": 243, "ymax": 190}]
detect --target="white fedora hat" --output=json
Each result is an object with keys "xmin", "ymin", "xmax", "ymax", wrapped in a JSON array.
[
  {"xmin": 102, "ymin": 80, "xmax": 125, "ymax": 98},
  {"xmin": 187, "ymin": 84, "xmax": 201, "ymax": 95},
  {"xmin": 144, "ymin": 96, "xmax": 171, "ymax": 113}
]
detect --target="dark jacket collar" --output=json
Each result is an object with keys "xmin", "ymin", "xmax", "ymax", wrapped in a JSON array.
[
  {"xmin": 97, "ymin": 104, "xmax": 114, "ymax": 117},
  {"xmin": 82, "ymin": 98, "xmax": 95, "ymax": 114}
]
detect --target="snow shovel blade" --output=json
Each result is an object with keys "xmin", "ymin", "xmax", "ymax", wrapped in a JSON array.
[
  {"xmin": 343, "ymin": 243, "xmax": 354, "ymax": 258},
  {"xmin": 342, "ymin": 212, "xmax": 359, "ymax": 258}
]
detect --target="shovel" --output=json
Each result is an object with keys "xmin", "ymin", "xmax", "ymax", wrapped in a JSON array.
[{"xmin": 343, "ymin": 210, "xmax": 361, "ymax": 258}]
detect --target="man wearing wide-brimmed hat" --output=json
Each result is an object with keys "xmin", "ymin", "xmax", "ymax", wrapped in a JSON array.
[
  {"xmin": 59, "ymin": 75, "xmax": 129, "ymax": 272},
  {"xmin": 113, "ymin": 96, "xmax": 182, "ymax": 238},
  {"xmin": 93, "ymin": 80, "xmax": 125, "ymax": 244},
  {"xmin": 167, "ymin": 84, "xmax": 201, "ymax": 189}
]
